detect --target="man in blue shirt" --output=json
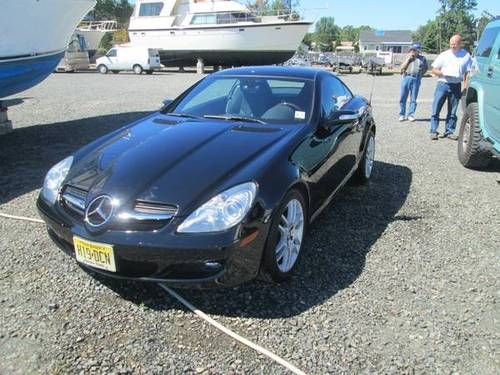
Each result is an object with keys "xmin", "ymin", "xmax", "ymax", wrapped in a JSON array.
[
  {"xmin": 430, "ymin": 34, "xmax": 473, "ymax": 140},
  {"xmin": 399, "ymin": 43, "xmax": 428, "ymax": 122}
]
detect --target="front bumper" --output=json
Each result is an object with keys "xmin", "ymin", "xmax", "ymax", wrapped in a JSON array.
[{"xmin": 37, "ymin": 197, "xmax": 268, "ymax": 288}]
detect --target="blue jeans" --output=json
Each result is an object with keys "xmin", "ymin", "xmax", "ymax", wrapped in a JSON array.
[
  {"xmin": 430, "ymin": 81, "xmax": 462, "ymax": 134},
  {"xmin": 399, "ymin": 75, "xmax": 421, "ymax": 117}
]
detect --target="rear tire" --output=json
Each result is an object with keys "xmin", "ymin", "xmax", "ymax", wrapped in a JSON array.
[
  {"xmin": 259, "ymin": 190, "xmax": 307, "ymax": 283},
  {"xmin": 97, "ymin": 64, "xmax": 108, "ymax": 74},
  {"xmin": 352, "ymin": 130, "xmax": 376, "ymax": 184},
  {"xmin": 133, "ymin": 65, "xmax": 143, "ymax": 75},
  {"xmin": 458, "ymin": 102, "xmax": 490, "ymax": 169}
]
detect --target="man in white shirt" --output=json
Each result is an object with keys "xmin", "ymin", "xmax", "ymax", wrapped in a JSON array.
[{"xmin": 430, "ymin": 34, "xmax": 472, "ymax": 140}]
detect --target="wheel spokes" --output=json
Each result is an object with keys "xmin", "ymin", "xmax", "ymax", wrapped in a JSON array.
[{"xmin": 274, "ymin": 198, "xmax": 305, "ymax": 273}]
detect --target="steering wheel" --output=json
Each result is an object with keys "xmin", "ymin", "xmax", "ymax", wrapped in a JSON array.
[{"xmin": 279, "ymin": 102, "xmax": 304, "ymax": 112}]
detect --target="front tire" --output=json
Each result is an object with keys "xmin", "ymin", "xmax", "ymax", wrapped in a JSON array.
[
  {"xmin": 352, "ymin": 130, "xmax": 376, "ymax": 184},
  {"xmin": 133, "ymin": 65, "xmax": 143, "ymax": 75},
  {"xmin": 260, "ymin": 190, "xmax": 307, "ymax": 283},
  {"xmin": 458, "ymin": 102, "xmax": 490, "ymax": 169},
  {"xmin": 97, "ymin": 64, "xmax": 108, "ymax": 74}
]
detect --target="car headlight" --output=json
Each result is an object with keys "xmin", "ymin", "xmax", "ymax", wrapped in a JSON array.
[
  {"xmin": 41, "ymin": 156, "xmax": 73, "ymax": 204},
  {"xmin": 177, "ymin": 182, "xmax": 257, "ymax": 233}
]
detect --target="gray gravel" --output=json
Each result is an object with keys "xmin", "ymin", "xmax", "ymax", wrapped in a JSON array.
[{"xmin": 1, "ymin": 69, "xmax": 499, "ymax": 374}]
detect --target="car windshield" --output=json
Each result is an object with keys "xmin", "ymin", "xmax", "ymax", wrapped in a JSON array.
[{"xmin": 167, "ymin": 75, "xmax": 315, "ymax": 124}]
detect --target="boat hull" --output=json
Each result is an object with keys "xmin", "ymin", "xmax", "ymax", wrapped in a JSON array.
[
  {"xmin": 158, "ymin": 50, "xmax": 295, "ymax": 67},
  {"xmin": 0, "ymin": 0, "xmax": 95, "ymax": 98},
  {"xmin": 0, "ymin": 51, "xmax": 65, "ymax": 98}
]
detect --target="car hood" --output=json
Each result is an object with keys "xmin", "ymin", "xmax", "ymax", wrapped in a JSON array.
[{"xmin": 65, "ymin": 114, "xmax": 293, "ymax": 215}]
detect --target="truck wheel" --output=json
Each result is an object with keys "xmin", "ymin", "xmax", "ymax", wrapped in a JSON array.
[
  {"xmin": 458, "ymin": 102, "xmax": 490, "ymax": 169},
  {"xmin": 97, "ymin": 65, "xmax": 108, "ymax": 74},
  {"xmin": 133, "ymin": 65, "xmax": 143, "ymax": 75}
]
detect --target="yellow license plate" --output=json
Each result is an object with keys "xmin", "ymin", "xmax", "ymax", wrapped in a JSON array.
[{"xmin": 73, "ymin": 236, "xmax": 116, "ymax": 272}]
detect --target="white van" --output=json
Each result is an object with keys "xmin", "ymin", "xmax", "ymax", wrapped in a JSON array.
[{"xmin": 96, "ymin": 46, "xmax": 162, "ymax": 75}]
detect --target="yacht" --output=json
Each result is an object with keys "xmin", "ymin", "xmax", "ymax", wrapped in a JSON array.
[
  {"xmin": 0, "ymin": 0, "xmax": 96, "ymax": 99},
  {"xmin": 77, "ymin": 20, "xmax": 117, "ymax": 58},
  {"xmin": 128, "ymin": 0, "xmax": 312, "ymax": 66}
]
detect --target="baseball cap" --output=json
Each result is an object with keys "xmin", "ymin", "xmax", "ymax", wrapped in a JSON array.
[{"xmin": 410, "ymin": 43, "xmax": 422, "ymax": 51}]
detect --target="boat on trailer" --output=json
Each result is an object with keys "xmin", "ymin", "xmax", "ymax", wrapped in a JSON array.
[
  {"xmin": 128, "ymin": 0, "xmax": 312, "ymax": 67},
  {"xmin": 76, "ymin": 20, "xmax": 118, "ymax": 59}
]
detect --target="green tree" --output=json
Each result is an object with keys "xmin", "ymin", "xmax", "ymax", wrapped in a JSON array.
[
  {"xmin": 89, "ymin": 0, "xmax": 134, "ymax": 27},
  {"xmin": 314, "ymin": 17, "xmax": 340, "ymax": 52},
  {"xmin": 413, "ymin": 19, "xmax": 441, "ymax": 53},
  {"xmin": 437, "ymin": 0, "xmax": 477, "ymax": 51},
  {"xmin": 115, "ymin": 0, "xmax": 134, "ymax": 26},
  {"xmin": 413, "ymin": 0, "xmax": 478, "ymax": 53},
  {"xmin": 340, "ymin": 25, "xmax": 372, "ymax": 43},
  {"xmin": 91, "ymin": 0, "xmax": 117, "ymax": 20}
]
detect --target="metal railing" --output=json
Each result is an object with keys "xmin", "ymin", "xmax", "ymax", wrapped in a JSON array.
[{"xmin": 78, "ymin": 20, "xmax": 118, "ymax": 31}]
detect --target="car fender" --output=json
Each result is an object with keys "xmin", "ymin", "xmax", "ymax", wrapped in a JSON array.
[{"xmin": 465, "ymin": 83, "xmax": 492, "ymax": 140}]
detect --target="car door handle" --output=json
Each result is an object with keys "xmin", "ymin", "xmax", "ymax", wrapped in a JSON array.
[{"xmin": 487, "ymin": 66, "xmax": 493, "ymax": 78}]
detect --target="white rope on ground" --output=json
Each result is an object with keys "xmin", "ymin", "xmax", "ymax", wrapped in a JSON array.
[
  {"xmin": 0, "ymin": 213, "xmax": 307, "ymax": 375},
  {"xmin": 0, "ymin": 212, "xmax": 44, "ymax": 224},
  {"xmin": 158, "ymin": 283, "xmax": 308, "ymax": 375}
]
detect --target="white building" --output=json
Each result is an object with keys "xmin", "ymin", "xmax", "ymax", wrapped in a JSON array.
[{"xmin": 359, "ymin": 30, "xmax": 413, "ymax": 54}]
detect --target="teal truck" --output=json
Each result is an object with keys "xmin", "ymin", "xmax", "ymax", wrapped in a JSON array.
[{"xmin": 459, "ymin": 18, "xmax": 500, "ymax": 168}]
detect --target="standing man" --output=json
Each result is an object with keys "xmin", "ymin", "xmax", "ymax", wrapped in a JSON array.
[
  {"xmin": 399, "ymin": 43, "xmax": 428, "ymax": 122},
  {"xmin": 429, "ymin": 34, "xmax": 472, "ymax": 140}
]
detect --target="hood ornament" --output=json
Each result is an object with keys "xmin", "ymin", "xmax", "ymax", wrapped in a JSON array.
[{"xmin": 85, "ymin": 195, "xmax": 115, "ymax": 227}]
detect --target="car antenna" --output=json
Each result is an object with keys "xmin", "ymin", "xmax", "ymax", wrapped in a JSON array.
[{"xmin": 368, "ymin": 72, "xmax": 376, "ymax": 105}]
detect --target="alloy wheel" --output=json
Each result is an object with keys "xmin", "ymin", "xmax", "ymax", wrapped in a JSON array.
[
  {"xmin": 364, "ymin": 135, "xmax": 375, "ymax": 178},
  {"xmin": 274, "ymin": 199, "xmax": 304, "ymax": 273}
]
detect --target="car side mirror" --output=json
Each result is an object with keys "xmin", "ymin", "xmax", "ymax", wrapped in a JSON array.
[
  {"xmin": 161, "ymin": 98, "xmax": 173, "ymax": 109},
  {"xmin": 321, "ymin": 110, "xmax": 360, "ymax": 128}
]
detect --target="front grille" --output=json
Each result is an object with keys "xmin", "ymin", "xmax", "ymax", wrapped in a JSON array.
[
  {"xmin": 134, "ymin": 200, "xmax": 178, "ymax": 216},
  {"xmin": 61, "ymin": 185, "xmax": 88, "ymax": 217},
  {"xmin": 114, "ymin": 200, "xmax": 178, "ymax": 231},
  {"xmin": 60, "ymin": 188, "xmax": 177, "ymax": 231}
]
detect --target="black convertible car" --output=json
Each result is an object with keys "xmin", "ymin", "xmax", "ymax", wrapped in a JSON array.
[{"xmin": 37, "ymin": 66, "xmax": 376, "ymax": 287}]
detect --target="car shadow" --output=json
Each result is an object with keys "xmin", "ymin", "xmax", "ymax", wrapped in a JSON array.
[
  {"xmin": 1, "ymin": 97, "xmax": 32, "ymax": 107},
  {"xmin": 92, "ymin": 160, "xmax": 412, "ymax": 318},
  {"xmin": 0, "ymin": 111, "xmax": 151, "ymax": 205},
  {"xmin": 483, "ymin": 157, "xmax": 500, "ymax": 172}
]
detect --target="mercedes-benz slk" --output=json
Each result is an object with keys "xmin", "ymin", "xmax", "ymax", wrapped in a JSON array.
[{"xmin": 37, "ymin": 66, "xmax": 376, "ymax": 288}]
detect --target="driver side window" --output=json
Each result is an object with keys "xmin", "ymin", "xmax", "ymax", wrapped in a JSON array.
[
  {"xmin": 320, "ymin": 76, "xmax": 352, "ymax": 122},
  {"xmin": 107, "ymin": 49, "xmax": 117, "ymax": 57}
]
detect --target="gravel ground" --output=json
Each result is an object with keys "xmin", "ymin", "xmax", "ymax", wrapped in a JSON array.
[{"xmin": 0, "ymin": 70, "xmax": 499, "ymax": 374}]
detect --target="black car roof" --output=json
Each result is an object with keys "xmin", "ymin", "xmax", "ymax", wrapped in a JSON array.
[{"xmin": 214, "ymin": 66, "xmax": 324, "ymax": 80}]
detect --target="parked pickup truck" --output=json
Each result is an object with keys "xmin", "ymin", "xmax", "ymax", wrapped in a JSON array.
[{"xmin": 458, "ymin": 17, "xmax": 500, "ymax": 168}]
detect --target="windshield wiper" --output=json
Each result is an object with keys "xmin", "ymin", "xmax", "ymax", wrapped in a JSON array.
[
  {"xmin": 164, "ymin": 112, "xmax": 202, "ymax": 119},
  {"xmin": 203, "ymin": 115, "xmax": 266, "ymax": 125}
]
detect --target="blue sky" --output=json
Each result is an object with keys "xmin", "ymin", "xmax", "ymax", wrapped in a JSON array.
[
  {"xmin": 298, "ymin": 0, "xmax": 499, "ymax": 30},
  {"xmin": 129, "ymin": 1, "xmax": 499, "ymax": 30}
]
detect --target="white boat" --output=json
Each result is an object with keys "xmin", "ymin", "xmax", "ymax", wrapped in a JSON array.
[
  {"xmin": 128, "ymin": 0, "xmax": 312, "ymax": 67},
  {"xmin": 77, "ymin": 20, "xmax": 117, "ymax": 56},
  {"xmin": 0, "ymin": 0, "xmax": 96, "ymax": 98}
]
